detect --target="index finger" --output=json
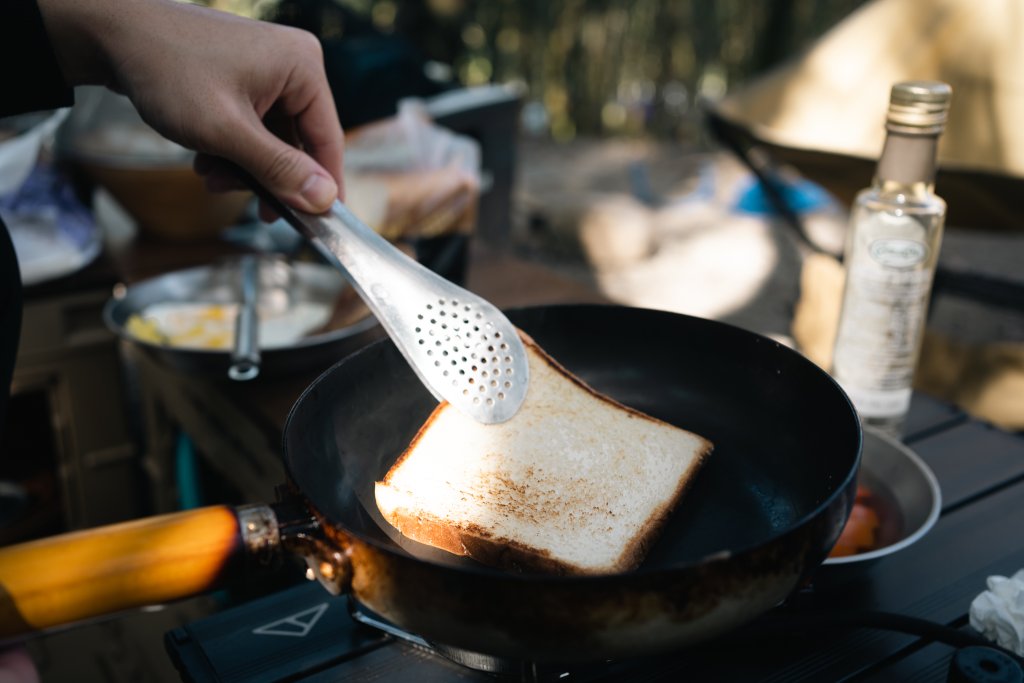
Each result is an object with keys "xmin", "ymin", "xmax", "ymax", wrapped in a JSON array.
[{"xmin": 285, "ymin": 79, "xmax": 345, "ymax": 201}]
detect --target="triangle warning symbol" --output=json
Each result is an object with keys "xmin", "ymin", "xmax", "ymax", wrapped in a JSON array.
[{"xmin": 252, "ymin": 603, "xmax": 329, "ymax": 637}]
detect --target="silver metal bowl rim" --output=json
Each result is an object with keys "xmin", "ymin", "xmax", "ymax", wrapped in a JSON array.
[
  {"xmin": 102, "ymin": 259, "xmax": 379, "ymax": 357},
  {"xmin": 822, "ymin": 425, "xmax": 942, "ymax": 565}
]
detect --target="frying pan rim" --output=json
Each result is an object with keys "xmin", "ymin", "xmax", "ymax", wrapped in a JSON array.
[{"xmin": 282, "ymin": 302, "xmax": 863, "ymax": 584}]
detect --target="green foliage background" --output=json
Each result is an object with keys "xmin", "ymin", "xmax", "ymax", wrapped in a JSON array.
[{"xmin": 208, "ymin": 0, "xmax": 866, "ymax": 140}]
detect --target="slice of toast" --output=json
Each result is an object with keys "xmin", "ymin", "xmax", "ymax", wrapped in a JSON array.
[{"xmin": 374, "ymin": 332, "xmax": 713, "ymax": 575}]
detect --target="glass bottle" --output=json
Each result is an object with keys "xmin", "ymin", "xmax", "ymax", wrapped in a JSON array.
[{"xmin": 830, "ymin": 81, "xmax": 952, "ymax": 438}]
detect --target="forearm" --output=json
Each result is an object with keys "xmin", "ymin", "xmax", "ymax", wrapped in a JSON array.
[
  {"xmin": 36, "ymin": 0, "xmax": 224, "ymax": 91},
  {"xmin": 35, "ymin": 0, "xmax": 127, "ymax": 87}
]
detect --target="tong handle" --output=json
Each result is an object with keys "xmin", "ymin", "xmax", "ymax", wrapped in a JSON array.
[
  {"xmin": 229, "ymin": 255, "xmax": 261, "ymax": 381},
  {"xmin": 235, "ymin": 167, "xmax": 457, "ymax": 402}
]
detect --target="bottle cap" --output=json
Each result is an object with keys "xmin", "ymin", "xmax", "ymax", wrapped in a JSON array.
[{"xmin": 887, "ymin": 81, "xmax": 953, "ymax": 134}]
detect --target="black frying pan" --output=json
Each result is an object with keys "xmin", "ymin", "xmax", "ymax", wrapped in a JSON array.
[
  {"xmin": 282, "ymin": 304, "xmax": 862, "ymax": 661},
  {"xmin": 0, "ymin": 304, "xmax": 860, "ymax": 662}
]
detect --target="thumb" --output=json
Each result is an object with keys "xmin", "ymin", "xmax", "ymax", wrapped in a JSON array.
[{"xmin": 232, "ymin": 124, "xmax": 338, "ymax": 214}]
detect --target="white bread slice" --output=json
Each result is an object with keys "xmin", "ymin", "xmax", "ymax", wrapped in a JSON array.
[{"xmin": 374, "ymin": 332, "xmax": 713, "ymax": 575}]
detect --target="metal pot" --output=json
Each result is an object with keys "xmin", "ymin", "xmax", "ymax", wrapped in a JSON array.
[{"xmin": 103, "ymin": 255, "xmax": 380, "ymax": 379}]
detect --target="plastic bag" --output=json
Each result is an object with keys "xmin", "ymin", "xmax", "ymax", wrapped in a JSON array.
[
  {"xmin": 0, "ymin": 109, "xmax": 100, "ymax": 286},
  {"xmin": 342, "ymin": 99, "xmax": 481, "ymax": 241},
  {"xmin": 0, "ymin": 110, "xmax": 68, "ymax": 196}
]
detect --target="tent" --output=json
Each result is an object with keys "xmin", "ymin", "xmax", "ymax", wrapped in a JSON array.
[{"xmin": 714, "ymin": 0, "xmax": 1024, "ymax": 231}]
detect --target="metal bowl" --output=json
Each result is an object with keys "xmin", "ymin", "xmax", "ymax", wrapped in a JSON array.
[
  {"xmin": 104, "ymin": 255, "xmax": 380, "ymax": 379},
  {"xmin": 822, "ymin": 425, "xmax": 942, "ymax": 570}
]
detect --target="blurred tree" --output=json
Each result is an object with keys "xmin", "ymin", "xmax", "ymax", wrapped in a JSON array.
[{"xmin": 207, "ymin": 0, "xmax": 868, "ymax": 140}]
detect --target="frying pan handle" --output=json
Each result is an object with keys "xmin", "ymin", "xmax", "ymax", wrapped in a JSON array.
[{"xmin": 0, "ymin": 504, "xmax": 281, "ymax": 639}]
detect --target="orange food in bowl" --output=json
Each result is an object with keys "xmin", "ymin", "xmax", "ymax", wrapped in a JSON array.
[{"xmin": 829, "ymin": 485, "xmax": 882, "ymax": 558}]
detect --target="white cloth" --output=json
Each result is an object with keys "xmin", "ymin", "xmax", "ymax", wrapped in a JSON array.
[{"xmin": 970, "ymin": 569, "xmax": 1024, "ymax": 656}]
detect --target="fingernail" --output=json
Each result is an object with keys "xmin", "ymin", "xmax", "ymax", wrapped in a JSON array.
[{"xmin": 300, "ymin": 173, "xmax": 336, "ymax": 209}]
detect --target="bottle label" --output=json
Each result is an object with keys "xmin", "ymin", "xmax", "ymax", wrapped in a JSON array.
[
  {"xmin": 869, "ymin": 239, "xmax": 928, "ymax": 268},
  {"xmin": 832, "ymin": 218, "xmax": 933, "ymax": 420}
]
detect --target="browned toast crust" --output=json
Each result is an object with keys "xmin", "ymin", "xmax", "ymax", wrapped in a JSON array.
[
  {"xmin": 380, "ymin": 503, "xmax": 591, "ymax": 575},
  {"xmin": 617, "ymin": 438, "xmax": 713, "ymax": 571}
]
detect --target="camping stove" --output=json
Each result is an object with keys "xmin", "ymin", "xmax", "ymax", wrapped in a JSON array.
[
  {"xmin": 165, "ymin": 580, "xmax": 621, "ymax": 682},
  {"xmin": 165, "ymin": 575, "xmax": 1019, "ymax": 682}
]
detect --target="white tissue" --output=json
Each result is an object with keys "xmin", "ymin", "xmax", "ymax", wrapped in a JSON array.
[{"xmin": 970, "ymin": 569, "xmax": 1024, "ymax": 655}]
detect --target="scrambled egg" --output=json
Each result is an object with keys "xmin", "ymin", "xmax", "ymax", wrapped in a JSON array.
[
  {"xmin": 124, "ymin": 315, "xmax": 166, "ymax": 345},
  {"xmin": 128, "ymin": 303, "xmax": 237, "ymax": 350},
  {"xmin": 126, "ymin": 301, "xmax": 331, "ymax": 351}
]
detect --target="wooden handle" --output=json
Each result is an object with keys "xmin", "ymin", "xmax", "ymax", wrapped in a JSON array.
[{"xmin": 0, "ymin": 506, "xmax": 245, "ymax": 638}]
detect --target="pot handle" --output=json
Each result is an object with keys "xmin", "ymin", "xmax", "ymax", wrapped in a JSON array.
[{"xmin": 0, "ymin": 504, "xmax": 280, "ymax": 639}]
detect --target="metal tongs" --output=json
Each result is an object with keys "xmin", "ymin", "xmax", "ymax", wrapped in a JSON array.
[
  {"xmin": 228, "ymin": 255, "xmax": 260, "ymax": 381},
  {"xmin": 242, "ymin": 175, "xmax": 529, "ymax": 424}
]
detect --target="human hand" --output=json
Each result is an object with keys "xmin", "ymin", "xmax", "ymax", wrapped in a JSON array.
[{"xmin": 39, "ymin": 0, "xmax": 344, "ymax": 215}]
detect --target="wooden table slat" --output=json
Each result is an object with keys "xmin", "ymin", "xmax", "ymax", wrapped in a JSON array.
[
  {"xmin": 912, "ymin": 419, "xmax": 1024, "ymax": 511},
  {"xmin": 859, "ymin": 640, "xmax": 959, "ymax": 683},
  {"xmin": 905, "ymin": 393, "xmax": 967, "ymax": 441}
]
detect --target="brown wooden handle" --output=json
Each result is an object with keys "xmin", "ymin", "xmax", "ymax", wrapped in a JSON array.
[{"xmin": 0, "ymin": 506, "xmax": 245, "ymax": 638}]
